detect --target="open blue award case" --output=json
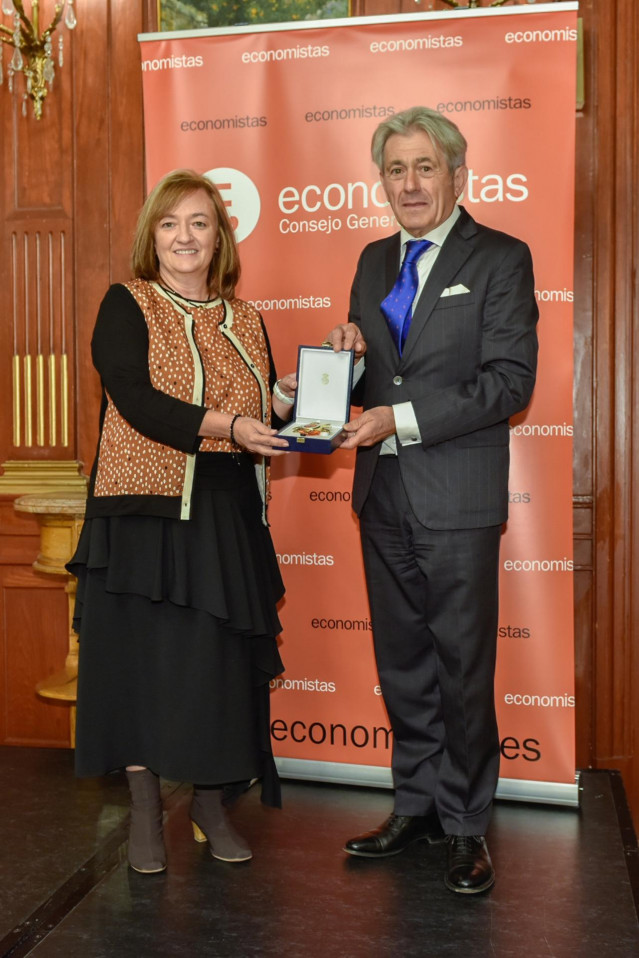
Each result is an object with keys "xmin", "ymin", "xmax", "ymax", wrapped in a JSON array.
[{"xmin": 277, "ymin": 345, "xmax": 354, "ymax": 454}]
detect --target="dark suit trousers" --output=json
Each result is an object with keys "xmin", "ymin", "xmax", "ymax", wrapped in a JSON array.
[{"xmin": 359, "ymin": 456, "xmax": 502, "ymax": 835}]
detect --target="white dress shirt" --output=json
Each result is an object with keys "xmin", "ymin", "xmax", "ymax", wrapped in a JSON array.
[{"xmin": 363, "ymin": 204, "xmax": 461, "ymax": 453}]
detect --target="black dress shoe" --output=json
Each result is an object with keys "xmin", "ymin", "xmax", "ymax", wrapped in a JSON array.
[
  {"xmin": 344, "ymin": 813, "xmax": 445, "ymax": 858},
  {"xmin": 445, "ymin": 835, "xmax": 495, "ymax": 894}
]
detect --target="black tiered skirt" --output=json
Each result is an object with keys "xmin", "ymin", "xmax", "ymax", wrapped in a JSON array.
[{"xmin": 67, "ymin": 453, "xmax": 285, "ymax": 806}]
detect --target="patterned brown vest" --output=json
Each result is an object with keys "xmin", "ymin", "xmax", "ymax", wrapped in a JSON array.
[{"xmin": 93, "ymin": 280, "xmax": 271, "ymax": 519}]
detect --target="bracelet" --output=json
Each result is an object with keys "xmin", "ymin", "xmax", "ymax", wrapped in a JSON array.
[
  {"xmin": 229, "ymin": 414, "xmax": 242, "ymax": 446},
  {"xmin": 273, "ymin": 380, "xmax": 295, "ymax": 406}
]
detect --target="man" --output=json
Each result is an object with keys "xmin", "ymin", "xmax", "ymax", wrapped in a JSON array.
[{"xmin": 325, "ymin": 106, "xmax": 538, "ymax": 894}]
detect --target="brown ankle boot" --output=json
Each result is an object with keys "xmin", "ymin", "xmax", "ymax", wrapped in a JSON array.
[
  {"xmin": 190, "ymin": 786, "xmax": 252, "ymax": 862},
  {"xmin": 126, "ymin": 768, "xmax": 166, "ymax": 874}
]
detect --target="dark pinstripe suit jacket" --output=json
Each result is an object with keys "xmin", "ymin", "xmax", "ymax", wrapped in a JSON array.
[{"xmin": 349, "ymin": 207, "xmax": 539, "ymax": 530}]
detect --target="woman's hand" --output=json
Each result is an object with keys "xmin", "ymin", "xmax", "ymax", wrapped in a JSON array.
[
  {"xmin": 232, "ymin": 417, "xmax": 290, "ymax": 456},
  {"xmin": 275, "ymin": 373, "xmax": 297, "ymax": 401},
  {"xmin": 272, "ymin": 373, "xmax": 297, "ymax": 421},
  {"xmin": 198, "ymin": 408, "xmax": 288, "ymax": 456}
]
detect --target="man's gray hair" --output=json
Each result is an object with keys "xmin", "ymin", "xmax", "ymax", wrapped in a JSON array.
[{"xmin": 371, "ymin": 106, "xmax": 467, "ymax": 173}]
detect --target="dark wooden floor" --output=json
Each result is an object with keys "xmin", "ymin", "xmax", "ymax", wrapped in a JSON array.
[{"xmin": 0, "ymin": 747, "xmax": 637, "ymax": 957}]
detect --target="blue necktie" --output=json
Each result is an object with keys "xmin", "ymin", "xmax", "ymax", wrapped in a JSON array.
[{"xmin": 380, "ymin": 239, "xmax": 433, "ymax": 355}]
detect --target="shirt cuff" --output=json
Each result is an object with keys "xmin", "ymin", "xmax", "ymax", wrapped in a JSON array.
[
  {"xmin": 393, "ymin": 402, "xmax": 421, "ymax": 445},
  {"xmin": 351, "ymin": 356, "xmax": 365, "ymax": 388}
]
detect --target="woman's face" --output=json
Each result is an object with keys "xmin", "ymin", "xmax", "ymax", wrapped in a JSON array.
[{"xmin": 153, "ymin": 188, "xmax": 218, "ymax": 291}]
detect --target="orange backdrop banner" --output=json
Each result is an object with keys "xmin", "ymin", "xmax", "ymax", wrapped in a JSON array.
[{"xmin": 140, "ymin": 2, "xmax": 578, "ymax": 804}]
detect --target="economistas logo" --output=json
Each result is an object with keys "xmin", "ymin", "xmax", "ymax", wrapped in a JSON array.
[{"xmin": 204, "ymin": 167, "xmax": 261, "ymax": 243}]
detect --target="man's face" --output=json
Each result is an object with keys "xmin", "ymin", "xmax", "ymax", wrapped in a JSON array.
[{"xmin": 380, "ymin": 128, "xmax": 467, "ymax": 237}]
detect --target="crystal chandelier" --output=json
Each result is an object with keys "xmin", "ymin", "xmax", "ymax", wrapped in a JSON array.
[{"xmin": 0, "ymin": 0, "xmax": 77, "ymax": 120}]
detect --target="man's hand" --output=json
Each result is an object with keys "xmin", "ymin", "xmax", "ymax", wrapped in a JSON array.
[
  {"xmin": 339, "ymin": 406, "xmax": 396, "ymax": 449},
  {"xmin": 322, "ymin": 323, "xmax": 367, "ymax": 361}
]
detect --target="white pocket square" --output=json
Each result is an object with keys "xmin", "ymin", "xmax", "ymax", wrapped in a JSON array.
[{"xmin": 440, "ymin": 284, "xmax": 470, "ymax": 297}]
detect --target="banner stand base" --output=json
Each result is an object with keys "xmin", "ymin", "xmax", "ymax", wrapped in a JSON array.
[{"xmin": 275, "ymin": 757, "xmax": 580, "ymax": 808}]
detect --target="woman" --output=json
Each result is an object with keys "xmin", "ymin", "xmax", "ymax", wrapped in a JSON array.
[{"xmin": 68, "ymin": 169, "xmax": 296, "ymax": 874}]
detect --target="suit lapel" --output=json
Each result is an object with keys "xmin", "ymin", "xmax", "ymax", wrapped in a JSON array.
[
  {"xmin": 369, "ymin": 234, "xmax": 402, "ymax": 355},
  {"xmin": 401, "ymin": 208, "xmax": 477, "ymax": 364},
  {"xmin": 383, "ymin": 234, "xmax": 401, "ymax": 298}
]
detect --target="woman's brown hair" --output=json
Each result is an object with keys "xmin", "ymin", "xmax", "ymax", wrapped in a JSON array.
[{"xmin": 130, "ymin": 169, "xmax": 240, "ymax": 300}]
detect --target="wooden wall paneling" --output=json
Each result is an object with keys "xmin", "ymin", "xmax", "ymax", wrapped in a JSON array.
[
  {"xmin": 74, "ymin": 0, "xmax": 148, "ymax": 470},
  {"xmin": 110, "ymin": 0, "xmax": 147, "ymax": 279},
  {"xmin": 0, "ymin": 500, "xmax": 70, "ymax": 746},
  {"xmin": 0, "ymin": 17, "xmax": 76, "ymax": 464},
  {"xmin": 143, "ymin": 0, "xmax": 159, "ymax": 31},
  {"xmin": 0, "ymin": 1, "xmax": 149, "ymax": 749},
  {"xmin": 352, "ymin": 0, "xmax": 439, "ymax": 13},
  {"xmin": 572, "ymin": 1, "xmax": 596, "ymax": 776},
  {"xmin": 5, "ymin": 226, "xmax": 75, "ymax": 456},
  {"xmin": 0, "ymin": 0, "xmax": 80, "ymax": 750},
  {"xmin": 0, "ymin": 500, "xmax": 41, "ymax": 565},
  {"xmin": 593, "ymin": 0, "xmax": 639, "ymax": 819},
  {"xmin": 573, "ymin": 565, "xmax": 593, "ymax": 766},
  {"xmin": 73, "ymin": 0, "xmax": 119, "ymax": 472},
  {"xmin": 0, "ymin": 501, "xmax": 41, "ymax": 566},
  {"xmin": 589, "ymin": 0, "xmax": 620, "ymax": 792},
  {"xmin": 629, "ymin": 2, "xmax": 639, "ymax": 826},
  {"xmin": 1, "ymin": 566, "xmax": 71, "ymax": 746}
]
